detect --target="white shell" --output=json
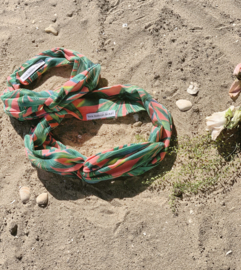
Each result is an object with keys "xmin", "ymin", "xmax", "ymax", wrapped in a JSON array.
[
  {"xmin": 36, "ymin": 193, "xmax": 48, "ymax": 206},
  {"xmin": 187, "ymin": 82, "xmax": 199, "ymax": 95},
  {"xmin": 176, "ymin": 99, "xmax": 192, "ymax": 112},
  {"xmin": 19, "ymin": 186, "xmax": 30, "ymax": 204}
]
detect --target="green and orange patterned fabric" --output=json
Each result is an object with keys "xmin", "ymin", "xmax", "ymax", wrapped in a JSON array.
[{"xmin": 0, "ymin": 48, "xmax": 172, "ymax": 183}]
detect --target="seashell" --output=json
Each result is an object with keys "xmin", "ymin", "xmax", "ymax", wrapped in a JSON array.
[
  {"xmin": 176, "ymin": 99, "xmax": 192, "ymax": 112},
  {"xmin": 19, "ymin": 186, "xmax": 30, "ymax": 204},
  {"xmin": 187, "ymin": 82, "xmax": 199, "ymax": 95},
  {"xmin": 36, "ymin": 193, "xmax": 48, "ymax": 206}
]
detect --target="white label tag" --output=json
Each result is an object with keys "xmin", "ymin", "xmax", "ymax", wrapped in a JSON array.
[
  {"xmin": 86, "ymin": 110, "xmax": 116, "ymax": 120},
  {"xmin": 20, "ymin": 59, "xmax": 45, "ymax": 82}
]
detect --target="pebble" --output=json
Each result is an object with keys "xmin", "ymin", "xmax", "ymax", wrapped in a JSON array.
[
  {"xmin": 133, "ymin": 121, "xmax": 142, "ymax": 127},
  {"xmin": 45, "ymin": 25, "xmax": 58, "ymax": 36},
  {"xmin": 133, "ymin": 113, "xmax": 139, "ymax": 122},
  {"xmin": 67, "ymin": 11, "xmax": 73, "ymax": 17},
  {"xmin": 9, "ymin": 222, "xmax": 18, "ymax": 236},
  {"xmin": 19, "ymin": 186, "xmax": 30, "ymax": 203},
  {"xmin": 187, "ymin": 82, "xmax": 199, "ymax": 95},
  {"xmin": 176, "ymin": 99, "xmax": 192, "ymax": 112},
  {"xmin": 36, "ymin": 193, "xmax": 48, "ymax": 206},
  {"xmin": 50, "ymin": 0, "xmax": 57, "ymax": 6}
]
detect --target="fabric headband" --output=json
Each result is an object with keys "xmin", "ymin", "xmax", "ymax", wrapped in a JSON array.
[{"xmin": 1, "ymin": 48, "xmax": 172, "ymax": 183}]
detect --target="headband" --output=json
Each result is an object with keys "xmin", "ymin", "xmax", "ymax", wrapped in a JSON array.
[{"xmin": 1, "ymin": 48, "xmax": 172, "ymax": 183}]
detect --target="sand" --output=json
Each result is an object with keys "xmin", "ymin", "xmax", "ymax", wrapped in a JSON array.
[{"xmin": 1, "ymin": 0, "xmax": 241, "ymax": 269}]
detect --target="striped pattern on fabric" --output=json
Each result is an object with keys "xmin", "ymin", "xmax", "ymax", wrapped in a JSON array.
[{"xmin": 0, "ymin": 48, "xmax": 172, "ymax": 183}]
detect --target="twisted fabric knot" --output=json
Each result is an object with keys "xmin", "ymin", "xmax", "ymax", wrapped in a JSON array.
[{"xmin": 1, "ymin": 48, "xmax": 172, "ymax": 183}]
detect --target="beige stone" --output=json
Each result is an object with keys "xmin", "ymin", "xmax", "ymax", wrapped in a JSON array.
[
  {"xmin": 176, "ymin": 99, "xmax": 192, "ymax": 112},
  {"xmin": 45, "ymin": 25, "xmax": 58, "ymax": 36}
]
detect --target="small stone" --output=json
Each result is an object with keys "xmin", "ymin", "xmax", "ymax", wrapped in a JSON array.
[
  {"xmin": 19, "ymin": 186, "xmax": 30, "ymax": 203},
  {"xmin": 45, "ymin": 25, "xmax": 58, "ymax": 36},
  {"xmin": 67, "ymin": 11, "xmax": 73, "ymax": 17},
  {"xmin": 50, "ymin": 0, "xmax": 57, "ymax": 6},
  {"xmin": 176, "ymin": 99, "xmax": 192, "ymax": 112},
  {"xmin": 173, "ymin": 188, "xmax": 183, "ymax": 197},
  {"xmin": 36, "ymin": 193, "xmax": 48, "ymax": 206},
  {"xmin": 192, "ymin": 106, "xmax": 199, "ymax": 112},
  {"xmin": 133, "ymin": 121, "xmax": 143, "ymax": 127},
  {"xmin": 133, "ymin": 113, "xmax": 139, "ymax": 122},
  {"xmin": 52, "ymin": 17, "xmax": 57, "ymax": 22},
  {"xmin": 9, "ymin": 222, "xmax": 18, "ymax": 236},
  {"xmin": 187, "ymin": 82, "xmax": 199, "ymax": 95}
]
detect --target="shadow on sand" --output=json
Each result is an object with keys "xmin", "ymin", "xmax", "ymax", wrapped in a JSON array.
[{"xmin": 10, "ymin": 115, "xmax": 178, "ymax": 202}]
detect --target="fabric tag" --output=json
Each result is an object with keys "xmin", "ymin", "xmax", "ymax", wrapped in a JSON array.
[
  {"xmin": 86, "ymin": 110, "xmax": 116, "ymax": 120},
  {"xmin": 20, "ymin": 59, "xmax": 45, "ymax": 82}
]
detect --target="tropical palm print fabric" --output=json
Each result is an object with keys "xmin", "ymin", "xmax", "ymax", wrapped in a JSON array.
[{"xmin": 1, "ymin": 48, "xmax": 172, "ymax": 183}]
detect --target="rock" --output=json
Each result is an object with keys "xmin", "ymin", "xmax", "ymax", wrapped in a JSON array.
[
  {"xmin": 133, "ymin": 113, "xmax": 139, "ymax": 122},
  {"xmin": 45, "ymin": 25, "xmax": 58, "ymax": 36},
  {"xmin": 19, "ymin": 186, "xmax": 30, "ymax": 203},
  {"xmin": 9, "ymin": 222, "xmax": 18, "ymax": 236},
  {"xmin": 173, "ymin": 188, "xmax": 183, "ymax": 197},
  {"xmin": 192, "ymin": 105, "xmax": 199, "ymax": 112},
  {"xmin": 67, "ymin": 11, "xmax": 73, "ymax": 17},
  {"xmin": 187, "ymin": 82, "xmax": 199, "ymax": 95},
  {"xmin": 164, "ymin": 88, "xmax": 178, "ymax": 97},
  {"xmin": 36, "ymin": 193, "xmax": 48, "ymax": 206},
  {"xmin": 50, "ymin": 0, "xmax": 57, "ymax": 6},
  {"xmin": 133, "ymin": 121, "xmax": 142, "ymax": 127},
  {"xmin": 176, "ymin": 99, "xmax": 192, "ymax": 112}
]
